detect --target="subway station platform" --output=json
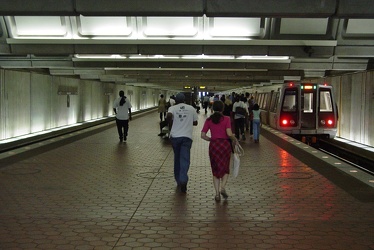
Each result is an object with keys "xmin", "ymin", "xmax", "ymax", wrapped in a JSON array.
[{"xmin": 0, "ymin": 111, "xmax": 373, "ymax": 250}]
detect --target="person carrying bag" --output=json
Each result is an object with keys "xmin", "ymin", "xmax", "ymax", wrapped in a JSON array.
[{"xmin": 201, "ymin": 100, "xmax": 239, "ymax": 202}]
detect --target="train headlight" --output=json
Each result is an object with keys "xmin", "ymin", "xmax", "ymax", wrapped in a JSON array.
[
  {"xmin": 327, "ymin": 119, "xmax": 333, "ymax": 125},
  {"xmin": 282, "ymin": 119, "xmax": 288, "ymax": 125},
  {"xmin": 320, "ymin": 120, "xmax": 326, "ymax": 125}
]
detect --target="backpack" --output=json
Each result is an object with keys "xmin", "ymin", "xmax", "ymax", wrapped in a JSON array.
[{"xmin": 235, "ymin": 106, "xmax": 246, "ymax": 116}]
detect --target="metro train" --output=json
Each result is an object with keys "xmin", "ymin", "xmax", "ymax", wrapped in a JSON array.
[{"xmin": 247, "ymin": 82, "xmax": 338, "ymax": 143}]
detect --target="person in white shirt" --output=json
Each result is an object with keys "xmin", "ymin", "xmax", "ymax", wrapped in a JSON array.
[
  {"xmin": 232, "ymin": 95, "xmax": 249, "ymax": 141},
  {"xmin": 166, "ymin": 93, "xmax": 198, "ymax": 193},
  {"xmin": 113, "ymin": 90, "xmax": 132, "ymax": 142},
  {"xmin": 169, "ymin": 96, "xmax": 176, "ymax": 106},
  {"xmin": 202, "ymin": 95, "xmax": 210, "ymax": 114}
]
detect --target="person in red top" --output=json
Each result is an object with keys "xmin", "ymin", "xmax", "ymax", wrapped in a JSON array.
[{"xmin": 201, "ymin": 101, "xmax": 239, "ymax": 202}]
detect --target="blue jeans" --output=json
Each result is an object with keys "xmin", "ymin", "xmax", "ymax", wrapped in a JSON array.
[
  {"xmin": 253, "ymin": 119, "xmax": 261, "ymax": 140},
  {"xmin": 170, "ymin": 137, "xmax": 193, "ymax": 185}
]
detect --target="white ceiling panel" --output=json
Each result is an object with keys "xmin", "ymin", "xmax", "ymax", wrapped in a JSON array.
[
  {"xmin": 346, "ymin": 19, "xmax": 374, "ymax": 35},
  {"xmin": 280, "ymin": 18, "xmax": 328, "ymax": 35},
  {"xmin": 12, "ymin": 16, "xmax": 68, "ymax": 37},
  {"xmin": 208, "ymin": 17, "xmax": 263, "ymax": 37},
  {"xmin": 77, "ymin": 16, "xmax": 132, "ymax": 36},
  {"xmin": 143, "ymin": 17, "xmax": 199, "ymax": 37}
]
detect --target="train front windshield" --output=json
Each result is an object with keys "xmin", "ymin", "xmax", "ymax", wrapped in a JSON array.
[
  {"xmin": 320, "ymin": 90, "xmax": 333, "ymax": 112},
  {"xmin": 319, "ymin": 88, "xmax": 336, "ymax": 129},
  {"xmin": 280, "ymin": 89, "xmax": 298, "ymax": 127}
]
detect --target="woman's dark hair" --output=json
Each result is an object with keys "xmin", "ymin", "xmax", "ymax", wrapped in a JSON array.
[
  {"xmin": 119, "ymin": 90, "xmax": 126, "ymax": 106},
  {"xmin": 208, "ymin": 101, "xmax": 224, "ymax": 124},
  {"xmin": 253, "ymin": 103, "xmax": 259, "ymax": 110}
]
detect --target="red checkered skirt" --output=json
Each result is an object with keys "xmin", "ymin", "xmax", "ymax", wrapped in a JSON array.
[{"xmin": 209, "ymin": 139, "xmax": 232, "ymax": 178}]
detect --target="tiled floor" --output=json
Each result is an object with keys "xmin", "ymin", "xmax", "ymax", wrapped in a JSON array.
[{"xmin": 0, "ymin": 111, "xmax": 373, "ymax": 250}]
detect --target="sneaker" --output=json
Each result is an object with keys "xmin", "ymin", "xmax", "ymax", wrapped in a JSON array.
[
  {"xmin": 158, "ymin": 133, "xmax": 165, "ymax": 136},
  {"xmin": 123, "ymin": 137, "xmax": 127, "ymax": 142},
  {"xmin": 180, "ymin": 184, "xmax": 187, "ymax": 193}
]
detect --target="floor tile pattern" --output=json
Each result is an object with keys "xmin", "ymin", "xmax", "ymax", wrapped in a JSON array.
[{"xmin": 0, "ymin": 111, "xmax": 373, "ymax": 249}]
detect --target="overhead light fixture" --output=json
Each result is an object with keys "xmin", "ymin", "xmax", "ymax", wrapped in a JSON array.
[
  {"xmin": 184, "ymin": 86, "xmax": 191, "ymax": 89},
  {"xmin": 199, "ymin": 86, "xmax": 206, "ymax": 89},
  {"xmin": 75, "ymin": 54, "xmax": 127, "ymax": 59},
  {"xmin": 75, "ymin": 54, "xmax": 289, "ymax": 62},
  {"xmin": 181, "ymin": 55, "xmax": 234, "ymax": 60},
  {"xmin": 237, "ymin": 55, "xmax": 289, "ymax": 60}
]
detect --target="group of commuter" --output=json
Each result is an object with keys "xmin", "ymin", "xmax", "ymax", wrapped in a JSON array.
[
  {"xmin": 112, "ymin": 90, "xmax": 261, "ymax": 201},
  {"xmin": 202, "ymin": 92, "xmax": 261, "ymax": 143}
]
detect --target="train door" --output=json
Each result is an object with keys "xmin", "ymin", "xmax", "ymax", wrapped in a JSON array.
[
  {"xmin": 318, "ymin": 86, "xmax": 337, "ymax": 137},
  {"xmin": 268, "ymin": 90, "xmax": 279, "ymax": 128},
  {"xmin": 300, "ymin": 85, "xmax": 316, "ymax": 129}
]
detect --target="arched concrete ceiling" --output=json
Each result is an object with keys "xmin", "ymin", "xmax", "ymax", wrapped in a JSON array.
[{"xmin": 0, "ymin": 0, "xmax": 373, "ymax": 92}]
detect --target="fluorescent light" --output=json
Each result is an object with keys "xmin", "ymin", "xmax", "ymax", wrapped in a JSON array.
[
  {"xmin": 75, "ymin": 54, "xmax": 126, "ymax": 59},
  {"xmin": 237, "ymin": 56, "xmax": 289, "ymax": 60},
  {"xmin": 181, "ymin": 55, "xmax": 234, "ymax": 60},
  {"xmin": 129, "ymin": 55, "xmax": 180, "ymax": 59}
]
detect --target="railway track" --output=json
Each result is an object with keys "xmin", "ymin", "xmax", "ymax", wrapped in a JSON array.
[{"xmin": 316, "ymin": 138, "xmax": 374, "ymax": 175}]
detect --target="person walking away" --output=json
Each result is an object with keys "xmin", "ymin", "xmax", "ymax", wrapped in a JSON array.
[
  {"xmin": 113, "ymin": 90, "xmax": 132, "ymax": 142},
  {"xmin": 166, "ymin": 93, "xmax": 198, "ymax": 193},
  {"xmin": 169, "ymin": 95, "xmax": 176, "ymax": 106},
  {"xmin": 223, "ymin": 95, "xmax": 232, "ymax": 117},
  {"xmin": 203, "ymin": 95, "xmax": 210, "ymax": 114},
  {"xmin": 252, "ymin": 103, "xmax": 261, "ymax": 143},
  {"xmin": 158, "ymin": 94, "xmax": 167, "ymax": 121},
  {"xmin": 201, "ymin": 101, "xmax": 239, "ymax": 201},
  {"xmin": 245, "ymin": 92, "xmax": 250, "ymax": 131},
  {"xmin": 248, "ymin": 96, "xmax": 255, "ymax": 138},
  {"xmin": 232, "ymin": 95, "xmax": 248, "ymax": 141}
]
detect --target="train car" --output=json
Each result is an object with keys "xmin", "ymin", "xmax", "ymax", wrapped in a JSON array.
[{"xmin": 250, "ymin": 82, "xmax": 338, "ymax": 143}]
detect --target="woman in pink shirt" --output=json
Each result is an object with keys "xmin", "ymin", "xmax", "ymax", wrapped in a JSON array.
[{"xmin": 201, "ymin": 101, "xmax": 239, "ymax": 202}]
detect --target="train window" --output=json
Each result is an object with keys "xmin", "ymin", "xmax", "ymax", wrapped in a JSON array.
[
  {"xmin": 303, "ymin": 93, "xmax": 314, "ymax": 113},
  {"xmin": 258, "ymin": 94, "xmax": 264, "ymax": 108},
  {"xmin": 320, "ymin": 90, "xmax": 333, "ymax": 112},
  {"xmin": 270, "ymin": 92, "xmax": 279, "ymax": 112},
  {"xmin": 282, "ymin": 90, "xmax": 297, "ymax": 112},
  {"xmin": 263, "ymin": 93, "xmax": 269, "ymax": 110}
]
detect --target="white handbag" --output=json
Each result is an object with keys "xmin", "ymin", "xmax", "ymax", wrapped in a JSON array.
[{"xmin": 232, "ymin": 143, "xmax": 244, "ymax": 178}]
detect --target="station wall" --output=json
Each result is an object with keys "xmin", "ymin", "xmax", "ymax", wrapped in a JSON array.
[
  {"xmin": 315, "ymin": 70, "xmax": 374, "ymax": 146},
  {"xmin": 0, "ymin": 69, "xmax": 166, "ymax": 141},
  {"xmin": 0, "ymin": 68, "xmax": 373, "ymax": 147}
]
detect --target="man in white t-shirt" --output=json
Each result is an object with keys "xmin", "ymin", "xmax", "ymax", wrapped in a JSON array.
[
  {"xmin": 169, "ymin": 96, "xmax": 176, "ymax": 106},
  {"xmin": 113, "ymin": 90, "xmax": 132, "ymax": 142},
  {"xmin": 166, "ymin": 93, "xmax": 198, "ymax": 193}
]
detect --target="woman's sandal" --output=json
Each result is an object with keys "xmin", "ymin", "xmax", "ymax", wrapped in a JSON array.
[
  {"xmin": 220, "ymin": 189, "xmax": 228, "ymax": 199},
  {"xmin": 215, "ymin": 195, "xmax": 221, "ymax": 202}
]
